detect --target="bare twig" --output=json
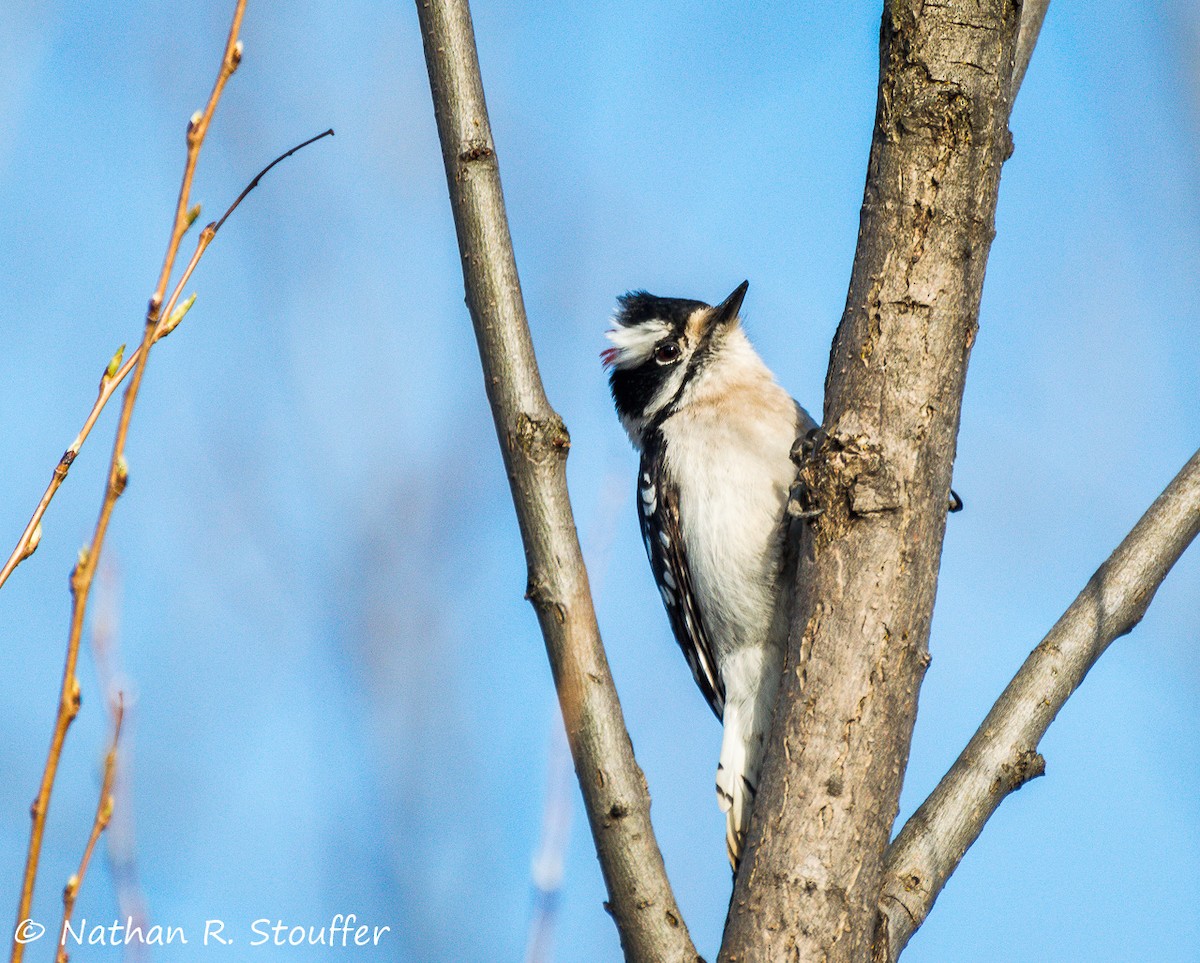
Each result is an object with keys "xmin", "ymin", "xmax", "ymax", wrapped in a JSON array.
[
  {"xmin": 878, "ymin": 447, "xmax": 1200, "ymax": 959},
  {"xmin": 414, "ymin": 1, "xmax": 698, "ymax": 958},
  {"xmin": 9, "ymin": 7, "xmax": 247, "ymax": 959},
  {"xmin": 56, "ymin": 696, "xmax": 124, "ymax": 963},
  {"xmin": 90, "ymin": 562, "xmax": 151, "ymax": 963},
  {"xmin": 0, "ymin": 349, "xmax": 144, "ymax": 592},
  {"xmin": 0, "ymin": 128, "xmax": 331, "ymax": 593},
  {"xmin": 212, "ymin": 128, "xmax": 333, "ymax": 233}
]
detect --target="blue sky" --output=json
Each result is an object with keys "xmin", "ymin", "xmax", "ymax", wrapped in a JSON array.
[{"xmin": 0, "ymin": 2, "xmax": 1196, "ymax": 961}]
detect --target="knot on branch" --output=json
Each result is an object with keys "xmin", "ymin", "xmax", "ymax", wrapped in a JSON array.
[
  {"xmin": 524, "ymin": 575, "xmax": 566, "ymax": 625},
  {"xmin": 790, "ymin": 431, "xmax": 901, "ymax": 544},
  {"xmin": 884, "ymin": 5, "xmax": 996, "ymax": 150},
  {"xmin": 995, "ymin": 747, "xmax": 1046, "ymax": 795},
  {"xmin": 458, "ymin": 139, "xmax": 494, "ymax": 164},
  {"xmin": 893, "ymin": 80, "xmax": 974, "ymax": 148},
  {"xmin": 512, "ymin": 412, "xmax": 570, "ymax": 465}
]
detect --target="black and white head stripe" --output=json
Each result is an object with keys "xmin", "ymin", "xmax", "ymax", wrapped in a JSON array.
[
  {"xmin": 602, "ymin": 292, "xmax": 706, "ymax": 371},
  {"xmin": 603, "ymin": 283, "xmax": 749, "ymax": 444}
]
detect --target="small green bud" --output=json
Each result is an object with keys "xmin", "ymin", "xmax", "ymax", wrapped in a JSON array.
[
  {"xmin": 105, "ymin": 343, "xmax": 126, "ymax": 381},
  {"xmin": 113, "ymin": 455, "xmax": 129, "ymax": 496},
  {"xmin": 185, "ymin": 204, "xmax": 202, "ymax": 229},
  {"xmin": 160, "ymin": 292, "xmax": 197, "ymax": 337}
]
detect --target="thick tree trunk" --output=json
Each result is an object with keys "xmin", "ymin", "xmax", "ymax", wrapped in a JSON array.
[{"xmin": 721, "ymin": 2, "xmax": 1021, "ymax": 959}]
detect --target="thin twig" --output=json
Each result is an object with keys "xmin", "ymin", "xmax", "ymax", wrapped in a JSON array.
[
  {"xmin": 0, "ymin": 129, "xmax": 332, "ymax": 593},
  {"xmin": 414, "ymin": 1, "xmax": 698, "ymax": 958},
  {"xmin": 0, "ymin": 351, "xmax": 137, "ymax": 592},
  {"xmin": 9, "ymin": 6, "xmax": 246, "ymax": 959},
  {"xmin": 213, "ymin": 128, "xmax": 333, "ymax": 233},
  {"xmin": 878, "ymin": 446, "xmax": 1200, "ymax": 960},
  {"xmin": 90, "ymin": 562, "xmax": 151, "ymax": 963},
  {"xmin": 56, "ymin": 696, "xmax": 124, "ymax": 963}
]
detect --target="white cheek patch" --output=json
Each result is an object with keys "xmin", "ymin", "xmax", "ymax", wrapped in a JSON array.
[
  {"xmin": 603, "ymin": 318, "xmax": 671, "ymax": 369},
  {"xmin": 644, "ymin": 364, "xmax": 688, "ymax": 420}
]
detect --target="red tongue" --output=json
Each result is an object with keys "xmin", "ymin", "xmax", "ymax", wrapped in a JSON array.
[{"xmin": 600, "ymin": 346, "xmax": 619, "ymax": 367}]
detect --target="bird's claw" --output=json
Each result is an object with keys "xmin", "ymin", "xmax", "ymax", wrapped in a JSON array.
[
  {"xmin": 788, "ymin": 427, "xmax": 827, "ymax": 522},
  {"xmin": 790, "ymin": 426, "xmax": 828, "ymax": 466}
]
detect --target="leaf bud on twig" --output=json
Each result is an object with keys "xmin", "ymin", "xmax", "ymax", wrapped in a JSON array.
[
  {"xmin": 104, "ymin": 344, "xmax": 126, "ymax": 382},
  {"xmin": 22, "ymin": 523, "xmax": 42, "ymax": 560},
  {"xmin": 159, "ymin": 292, "xmax": 197, "ymax": 338},
  {"xmin": 112, "ymin": 456, "xmax": 129, "ymax": 497}
]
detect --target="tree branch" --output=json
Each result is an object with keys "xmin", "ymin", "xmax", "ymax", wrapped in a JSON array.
[
  {"xmin": 57, "ymin": 695, "xmax": 124, "ymax": 963},
  {"xmin": 0, "ymin": 129, "xmax": 331, "ymax": 594},
  {"xmin": 878, "ymin": 446, "xmax": 1200, "ymax": 959},
  {"xmin": 1011, "ymin": 0, "xmax": 1049, "ymax": 102},
  {"xmin": 413, "ymin": 2, "xmax": 698, "ymax": 959},
  {"xmin": 721, "ymin": 2, "xmax": 1025, "ymax": 959},
  {"xmin": 10, "ymin": 9, "xmax": 246, "ymax": 958}
]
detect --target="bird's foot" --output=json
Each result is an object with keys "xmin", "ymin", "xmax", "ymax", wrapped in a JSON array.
[{"xmin": 788, "ymin": 427, "xmax": 827, "ymax": 521}]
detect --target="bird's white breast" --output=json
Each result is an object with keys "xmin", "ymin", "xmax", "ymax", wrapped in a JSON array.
[{"xmin": 658, "ymin": 332, "xmax": 807, "ymax": 663}]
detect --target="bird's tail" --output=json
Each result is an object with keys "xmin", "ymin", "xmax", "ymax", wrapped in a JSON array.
[{"xmin": 715, "ymin": 698, "xmax": 767, "ymax": 871}]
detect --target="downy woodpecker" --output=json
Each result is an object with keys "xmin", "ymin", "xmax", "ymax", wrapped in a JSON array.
[{"xmin": 603, "ymin": 281, "xmax": 815, "ymax": 868}]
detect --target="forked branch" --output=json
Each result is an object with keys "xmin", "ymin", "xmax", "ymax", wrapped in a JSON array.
[
  {"xmin": 0, "ymin": 127, "xmax": 332, "ymax": 594},
  {"xmin": 878, "ymin": 447, "xmax": 1200, "ymax": 960}
]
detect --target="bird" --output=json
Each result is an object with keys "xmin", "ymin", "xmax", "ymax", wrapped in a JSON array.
[{"xmin": 602, "ymin": 280, "xmax": 816, "ymax": 869}]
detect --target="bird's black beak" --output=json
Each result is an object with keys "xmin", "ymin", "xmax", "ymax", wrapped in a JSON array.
[{"xmin": 709, "ymin": 280, "xmax": 749, "ymax": 330}]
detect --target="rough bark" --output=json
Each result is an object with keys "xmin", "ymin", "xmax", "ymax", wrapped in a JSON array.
[
  {"xmin": 878, "ymin": 447, "xmax": 1200, "ymax": 960},
  {"xmin": 414, "ymin": 2, "xmax": 700, "ymax": 960},
  {"xmin": 721, "ymin": 2, "xmax": 1022, "ymax": 959}
]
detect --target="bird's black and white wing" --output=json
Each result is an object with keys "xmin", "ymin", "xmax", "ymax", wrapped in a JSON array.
[{"xmin": 637, "ymin": 439, "xmax": 724, "ymax": 719}]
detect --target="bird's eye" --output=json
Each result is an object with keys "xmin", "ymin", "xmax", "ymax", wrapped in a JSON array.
[{"xmin": 654, "ymin": 342, "xmax": 681, "ymax": 365}]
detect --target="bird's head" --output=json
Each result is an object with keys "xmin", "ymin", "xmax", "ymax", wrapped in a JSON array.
[{"xmin": 603, "ymin": 281, "xmax": 750, "ymax": 446}]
